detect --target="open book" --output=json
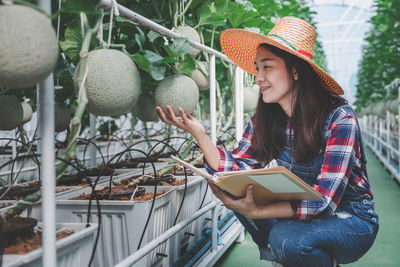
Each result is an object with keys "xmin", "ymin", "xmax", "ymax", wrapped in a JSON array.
[{"xmin": 171, "ymin": 155, "xmax": 324, "ymax": 205}]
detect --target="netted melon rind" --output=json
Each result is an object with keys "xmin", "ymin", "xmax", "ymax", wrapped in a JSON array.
[
  {"xmin": 155, "ymin": 74, "xmax": 199, "ymax": 116},
  {"xmin": 0, "ymin": 5, "xmax": 58, "ymax": 89}
]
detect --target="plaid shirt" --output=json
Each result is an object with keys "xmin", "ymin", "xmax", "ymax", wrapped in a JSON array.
[{"xmin": 205, "ymin": 106, "xmax": 373, "ymax": 221}]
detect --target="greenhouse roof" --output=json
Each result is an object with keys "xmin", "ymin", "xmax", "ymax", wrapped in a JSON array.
[{"xmin": 306, "ymin": 0, "xmax": 376, "ymax": 103}]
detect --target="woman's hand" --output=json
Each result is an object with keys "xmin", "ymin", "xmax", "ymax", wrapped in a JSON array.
[
  {"xmin": 208, "ymin": 182, "xmax": 258, "ymax": 218},
  {"xmin": 155, "ymin": 106, "xmax": 206, "ymax": 138}
]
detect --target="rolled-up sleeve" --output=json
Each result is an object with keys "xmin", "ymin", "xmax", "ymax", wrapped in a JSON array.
[
  {"xmin": 291, "ymin": 109, "xmax": 359, "ymax": 221},
  {"xmin": 204, "ymin": 116, "xmax": 262, "ymax": 174}
]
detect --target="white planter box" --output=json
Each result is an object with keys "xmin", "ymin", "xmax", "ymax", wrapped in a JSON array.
[
  {"xmin": 147, "ymin": 175, "xmax": 211, "ymax": 265},
  {"xmin": 3, "ymin": 222, "xmax": 98, "ymax": 267},
  {"xmin": 44, "ymin": 184, "xmax": 176, "ymax": 267}
]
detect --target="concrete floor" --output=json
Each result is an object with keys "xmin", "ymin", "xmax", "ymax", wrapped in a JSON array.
[{"xmin": 215, "ymin": 147, "xmax": 400, "ymax": 267}]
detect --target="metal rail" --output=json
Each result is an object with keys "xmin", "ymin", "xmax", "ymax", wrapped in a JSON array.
[{"xmin": 359, "ymin": 98, "xmax": 400, "ymax": 183}]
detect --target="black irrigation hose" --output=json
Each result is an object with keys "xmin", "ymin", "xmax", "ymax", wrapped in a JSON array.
[
  {"xmin": 199, "ymin": 183, "xmax": 209, "ymax": 209},
  {"xmin": 53, "ymin": 156, "xmax": 101, "ymax": 267},
  {"xmin": 144, "ymin": 138, "xmax": 193, "ymax": 227},
  {"xmin": 83, "ymin": 143, "xmax": 159, "ymax": 251},
  {"xmin": 0, "ymin": 154, "xmax": 41, "ymax": 200},
  {"xmin": 78, "ymin": 137, "xmax": 107, "ymax": 168}
]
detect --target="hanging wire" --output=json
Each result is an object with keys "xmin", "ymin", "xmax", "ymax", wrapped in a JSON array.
[{"xmin": 107, "ymin": 0, "xmax": 120, "ymax": 48}]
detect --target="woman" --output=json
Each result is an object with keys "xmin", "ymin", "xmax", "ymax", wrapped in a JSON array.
[{"xmin": 156, "ymin": 16, "xmax": 378, "ymax": 267}]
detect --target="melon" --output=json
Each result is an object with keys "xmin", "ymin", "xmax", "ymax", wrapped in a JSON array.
[
  {"xmin": 191, "ymin": 61, "xmax": 209, "ymax": 91},
  {"xmin": 0, "ymin": 5, "xmax": 58, "ymax": 89},
  {"xmin": 387, "ymin": 99, "xmax": 399, "ymax": 115},
  {"xmin": 21, "ymin": 102, "xmax": 33, "ymax": 123},
  {"xmin": 243, "ymin": 85, "xmax": 260, "ymax": 113},
  {"xmin": 54, "ymin": 103, "xmax": 71, "ymax": 132},
  {"xmin": 75, "ymin": 49, "xmax": 141, "ymax": 116},
  {"xmin": 155, "ymin": 74, "xmax": 199, "ymax": 116},
  {"xmin": 0, "ymin": 95, "xmax": 23, "ymax": 130},
  {"xmin": 134, "ymin": 94, "xmax": 159, "ymax": 122},
  {"xmin": 174, "ymin": 25, "xmax": 201, "ymax": 58}
]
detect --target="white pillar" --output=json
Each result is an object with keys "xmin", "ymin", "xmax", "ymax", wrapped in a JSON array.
[
  {"xmin": 38, "ymin": 0, "xmax": 56, "ymax": 266},
  {"xmin": 235, "ymin": 67, "xmax": 244, "ymax": 142},
  {"xmin": 210, "ymin": 55, "xmax": 216, "ymax": 145}
]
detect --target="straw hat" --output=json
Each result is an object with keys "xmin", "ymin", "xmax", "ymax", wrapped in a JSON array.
[{"xmin": 220, "ymin": 16, "xmax": 343, "ymax": 95}]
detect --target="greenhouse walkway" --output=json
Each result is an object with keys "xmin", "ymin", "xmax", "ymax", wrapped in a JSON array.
[{"xmin": 214, "ymin": 147, "xmax": 400, "ymax": 267}]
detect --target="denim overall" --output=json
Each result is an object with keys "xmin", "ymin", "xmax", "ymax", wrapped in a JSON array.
[{"xmin": 233, "ymin": 105, "xmax": 379, "ymax": 267}]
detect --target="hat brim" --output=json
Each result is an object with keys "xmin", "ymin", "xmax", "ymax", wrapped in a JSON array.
[{"xmin": 220, "ymin": 29, "xmax": 343, "ymax": 95}]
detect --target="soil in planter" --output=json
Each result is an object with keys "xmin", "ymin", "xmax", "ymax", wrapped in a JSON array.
[
  {"xmin": 0, "ymin": 181, "xmax": 40, "ymax": 200},
  {"xmin": 57, "ymin": 165, "xmax": 120, "ymax": 186},
  {"xmin": 70, "ymin": 182, "xmax": 168, "ymax": 201},
  {"xmin": 3, "ymin": 229, "xmax": 74, "ymax": 254},
  {"xmin": 120, "ymin": 175, "xmax": 186, "ymax": 186},
  {"xmin": 108, "ymin": 157, "xmax": 162, "ymax": 169},
  {"xmin": 0, "ymin": 216, "xmax": 38, "ymax": 248},
  {"xmin": 165, "ymin": 165, "xmax": 194, "ymax": 176}
]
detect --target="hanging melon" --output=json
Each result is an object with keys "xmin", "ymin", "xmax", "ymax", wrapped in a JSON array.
[
  {"xmin": 191, "ymin": 61, "xmax": 209, "ymax": 91},
  {"xmin": 75, "ymin": 49, "xmax": 141, "ymax": 116},
  {"xmin": 54, "ymin": 103, "xmax": 71, "ymax": 132},
  {"xmin": 21, "ymin": 102, "xmax": 33, "ymax": 124},
  {"xmin": 134, "ymin": 94, "xmax": 159, "ymax": 122},
  {"xmin": 0, "ymin": 95, "xmax": 23, "ymax": 130},
  {"xmin": 0, "ymin": 5, "xmax": 58, "ymax": 88},
  {"xmin": 243, "ymin": 85, "xmax": 259, "ymax": 113},
  {"xmin": 174, "ymin": 26, "xmax": 201, "ymax": 58},
  {"xmin": 155, "ymin": 74, "xmax": 199, "ymax": 116}
]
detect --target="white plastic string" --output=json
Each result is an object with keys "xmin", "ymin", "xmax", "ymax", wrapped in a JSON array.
[
  {"xmin": 56, "ymin": 0, "xmax": 62, "ymax": 43},
  {"xmin": 97, "ymin": 9, "xmax": 105, "ymax": 47},
  {"xmin": 107, "ymin": 0, "xmax": 119, "ymax": 48},
  {"xmin": 56, "ymin": 0, "xmax": 62, "ymax": 87},
  {"xmin": 130, "ymin": 186, "xmax": 139, "ymax": 201}
]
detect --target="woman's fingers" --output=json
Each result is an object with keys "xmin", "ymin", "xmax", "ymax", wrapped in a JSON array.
[
  {"xmin": 179, "ymin": 108, "xmax": 189, "ymax": 123},
  {"xmin": 245, "ymin": 185, "xmax": 254, "ymax": 203},
  {"xmin": 156, "ymin": 106, "xmax": 176, "ymax": 125}
]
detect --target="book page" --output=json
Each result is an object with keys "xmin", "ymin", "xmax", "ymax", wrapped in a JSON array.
[
  {"xmin": 216, "ymin": 159, "xmax": 279, "ymax": 177},
  {"xmin": 248, "ymin": 174, "xmax": 306, "ymax": 193}
]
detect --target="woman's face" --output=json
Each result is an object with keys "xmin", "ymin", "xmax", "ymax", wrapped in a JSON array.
[{"xmin": 255, "ymin": 46, "xmax": 296, "ymax": 114}]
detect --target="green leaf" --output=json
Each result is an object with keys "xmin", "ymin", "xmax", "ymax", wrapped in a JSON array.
[
  {"xmin": 177, "ymin": 55, "xmax": 196, "ymax": 76},
  {"xmin": 148, "ymin": 30, "xmax": 162, "ymax": 43},
  {"xmin": 131, "ymin": 50, "xmax": 166, "ymax": 81},
  {"xmin": 196, "ymin": 2, "xmax": 227, "ymax": 27},
  {"xmin": 116, "ymin": 16, "xmax": 138, "ymax": 27},
  {"xmin": 61, "ymin": 0, "xmax": 101, "ymax": 14},
  {"xmin": 169, "ymin": 37, "xmax": 194, "ymax": 55},
  {"xmin": 134, "ymin": 26, "xmax": 146, "ymax": 50},
  {"xmin": 59, "ymin": 27, "xmax": 82, "ymax": 64}
]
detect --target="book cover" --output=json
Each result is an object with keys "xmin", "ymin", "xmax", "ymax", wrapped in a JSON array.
[{"xmin": 170, "ymin": 155, "xmax": 324, "ymax": 205}]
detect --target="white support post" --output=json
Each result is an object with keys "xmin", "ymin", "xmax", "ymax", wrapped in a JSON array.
[
  {"xmin": 386, "ymin": 110, "xmax": 390, "ymax": 162},
  {"xmin": 398, "ymin": 87, "xmax": 400, "ymax": 170},
  {"xmin": 38, "ymin": 1, "xmax": 56, "ymax": 266},
  {"xmin": 211, "ymin": 202, "xmax": 219, "ymax": 251},
  {"xmin": 235, "ymin": 67, "xmax": 244, "ymax": 142},
  {"xmin": 89, "ymin": 114, "xmax": 97, "ymax": 167},
  {"xmin": 210, "ymin": 55, "xmax": 217, "ymax": 145}
]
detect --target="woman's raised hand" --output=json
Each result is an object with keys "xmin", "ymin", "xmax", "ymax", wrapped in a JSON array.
[{"xmin": 155, "ymin": 105, "xmax": 206, "ymax": 138}]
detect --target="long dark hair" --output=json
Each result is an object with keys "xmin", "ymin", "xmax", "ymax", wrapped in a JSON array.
[{"xmin": 251, "ymin": 44, "xmax": 347, "ymax": 164}]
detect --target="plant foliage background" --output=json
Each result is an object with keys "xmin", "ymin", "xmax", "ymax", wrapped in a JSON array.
[
  {"xmin": 355, "ymin": 0, "xmax": 400, "ymax": 109},
  {"xmin": 1, "ymin": 0, "xmax": 328, "ymax": 132}
]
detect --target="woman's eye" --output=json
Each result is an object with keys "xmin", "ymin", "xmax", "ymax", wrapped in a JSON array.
[{"xmin": 264, "ymin": 66, "xmax": 270, "ymax": 69}]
